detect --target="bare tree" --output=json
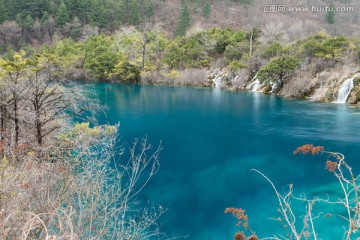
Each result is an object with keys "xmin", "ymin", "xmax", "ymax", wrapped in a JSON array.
[
  {"xmin": 0, "ymin": 122, "xmax": 173, "ymax": 239},
  {"xmin": 0, "ymin": 21, "xmax": 21, "ymax": 48},
  {"xmin": 0, "ymin": 53, "xmax": 30, "ymax": 158}
]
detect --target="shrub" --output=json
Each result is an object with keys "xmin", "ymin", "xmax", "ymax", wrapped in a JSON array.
[
  {"xmin": 0, "ymin": 124, "xmax": 166, "ymax": 239},
  {"xmin": 224, "ymin": 42, "xmax": 249, "ymax": 61},
  {"xmin": 162, "ymin": 36, "xmax": 211, "ymax": 69},
  {"xmin": 111, "ymin": 60, "xmax": 141, "ymax": 83},
  {"xmin": 263, "ymin": 42, "xmax": 283, "ymax": 59},
  {"xmin": 257, "ymin": 55, "xmax": 299, "ymax": 83},
  {"xmin": 302, "ymin": 33, "xmax": 350, "ymax": 60},
  {"xmin": 227, "ymin": 60, "xmax": 247, "ymax": 72}
]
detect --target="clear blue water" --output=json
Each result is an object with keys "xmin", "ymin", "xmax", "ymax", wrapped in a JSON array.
[{"xmin": 92, "ymin": 83, "xmax": 360, "ymax": 239}]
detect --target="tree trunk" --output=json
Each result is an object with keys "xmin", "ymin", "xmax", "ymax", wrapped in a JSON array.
[
  {"xmin": 35, "ymin": 110, "xmax": 42, "ymax": 148},
  {"xmin": 13, "ymin": 92, "xmax": 19, "ymax": 149},
  {"xmin": 249, "ymin": 29, "xmax": 253, "ymax": 57},
  {"xmin": 142, "ymin": 44, "xmax": 146, "ymax": 72},
  {"xmin": 0, "ymin": 103, "xmax": 6, "ymax": 156}
]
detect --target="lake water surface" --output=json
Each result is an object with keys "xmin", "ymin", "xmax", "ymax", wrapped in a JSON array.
[{"xmin": 93, "ymin": 83, "xmax": 360, "ymax": 239}]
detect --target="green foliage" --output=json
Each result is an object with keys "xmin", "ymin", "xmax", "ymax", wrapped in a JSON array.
[
  {"xmin": 91, "ymin": 0, "xmax": 109, "ymax": 27},
  {"xmin": 83, "ymin": 35, "xmax": 119, "ymax": 80},
  {"xmin": 130, "ymin": 0, "xmax": 140, "ymax": 25},
  {"xmin": 163, "ymin": 36, "xmax": 211, "ymax": 69},
  {"xmin": 263, "ymin": 42, "xmax": 283, "ymax": 59},
  {"xmin": 111, "ymin": 60, "xmax": 140, "ymax": 82},
  {"xmin": 59, "ymin": 122, "xmax": 118, "ymax": 142},
  {"xmin": 144, "ymin": 0, "xmax": 154, "ymax": 20},
  {"xmin": 41, "ymin": 11, "xmax": 50, "ymax": 24},
  {"xmin": 15, "ymin": 13, "xmax": 23, "ymax": 25},
  {"xmin": 0, "ymin": 0, "xmax": 9, "ymax": 23},
  {"xmin": 354, "ymin": 76, "xmax": 360, "ymax": 85},
  {"xmin": 257, "ymin": 55, "xmax": 299, "ymax": 83},
  {"xmin": 355, "ymin": 47, "xmax": 360, "ymax": 64},
  {"xmin": 211, "ymin": 28, "xmax": 233, "ymax": 53},
  {"xmin": 232, "ymin": 0, "xmax": 254, "ymax": 5},
  {"xmin": 246, "ymin": 26, "xmax": 261, "ymax": 42},
  {"xmin": 164, "ymin": 69, "xmax": 180, "ymax": 80},
  {"xmin": 227, "ymin": 60, "xmax": 246, "ymax": 72},
  {"xmin": 174, "ymin": 4, "xmax": 190, "ymax": 37},
  {"xmin": 70, "ymin": 17, "xmax": 82, "ymax": 40},
  {"xmin": 326, "ymin": 2, "xmax": 335, "ymax": 24},
  {"xmin": 224, "ymin": 42, "xmax": 248, "ymax": 61},
  {"xmin": 23, "ymin": 14, "xmax": 34, "ymax": 29},
  {"xmin": 117, "ymin": 0, "xmax": 126, "ymax": 24},
  {"xmin": 198, "ymin": 27, "xmax": 247, "ymax": 55},
  {"xmin": 0, "ymin": 51, "xmax": 31, "ymax": 74},
  {"xmin": 202, "ymin": 2, "xmax": 211, "ymax": 19},
  {"xmin": 56, "ymin": 1, "xmax": 70, "ymax": 27},
  {"xmin": 302, "ymin": 33, "xmax": 350, "ymax": 60}
]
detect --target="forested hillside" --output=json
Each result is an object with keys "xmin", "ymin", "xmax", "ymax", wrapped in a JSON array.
[
  {"xmin": 1, "ymin": 0, "xmax": 359, "ymax": 103},
  {"xmin": 0, "ymin": 0, "xmax": 359, "ymax": 52}
]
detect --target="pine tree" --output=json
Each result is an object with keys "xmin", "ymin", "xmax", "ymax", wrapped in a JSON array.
[
  {"xmin": 129, "ymin": 0, "xmax": 139, "ymax": 25},
  {"xmin": 174, "ymin": 4, "xmax": 190, "ymax": 37},
  {"xmin": 24, "ymin": 14, "xmax": 34, "ymax": 29},
  {"xmin": 202, "ymin": 2, "xmax": 211, "ymax": 19},
  {"xmin": 118, "ymin": 0, "xmax": 126, "ymax": 24},
  {"xmin": 88, "ymin": 0, "xmax": 97, "ymax": 24},
  {"xmin": 56, "ymin": 1, "xmax": 70, "ymax": 27},
  {"xmin": 41, "ymin": 11, "xmax": 49, "ymax": 24},
  {"xmin": 145, "ymin": 0, "xmax": 154, "ymax": 19},
  {"xmin": 97, "ymin": 4, "xmax": 108, "ymax": 28},
  {"xmin": 15, "ymin": 13, "xmax": 23, "ymax": 25},
  {"xmin": 326, "ymin": 2, "xmax": 335, "ymax": 24},
  {"xmin": 0, "ymin": 0, "xmax": 9, "ymax": 23},
  {"xmin": 78, "ymin": 0, "xmax": 91, "ymax": 22},
  {"xmin": 70, "ymin": 17, "xmax": 82, "ymax": 39}
]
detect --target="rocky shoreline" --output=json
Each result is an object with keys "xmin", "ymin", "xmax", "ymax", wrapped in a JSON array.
[{"xmin": 139, "ymin": 66, "xmax": 360, "ymax": 106}]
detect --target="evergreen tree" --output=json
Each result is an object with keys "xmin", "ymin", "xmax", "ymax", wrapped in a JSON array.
[
  {"xmin": 56, "ymin": 1, "xmax": 70, "ymax": 27},
  {"xmin": 15, "ymin": 13, "xmax": 23, "ymax": 25},
  {"xmin": 130, "ymin": 0, "xmax": 139, "ymax": 25},
  {"xmin": 78, "ymin": 0, "xmax": 91, "ymax": 22},
  {"xmin": 95, "ymin": 0, "xmax": 109, "ymax": 28},
  {"xmin": 98, "ymin": 5, "xmax": 108, "ymax": 27},
  {"xmin": 233, "ymin": 0, "xmax": 253, "ymax": 5},
  {"xmin": 202, "ymin": 2, "xmax": 211, "ymax": 19},
  {"xmin": 118, "ymin": 0, "xmax": 126, "ymax": 24},
  {"xmin": 41, "ymin": 11, "xmax": 49, "ymax": 24},
  {"xmin": 326, "ymin": 2, "xmax": 335, "ymax": 24},
  {"xmin": 0, "ymin": 0, "xmax": 9, "ymax": 23},
  {"xmin": 7, "ymin": 0, "xmax": 26, "ymax": 19},
  {"xmin": 145, "ymin": 0, "xmax": 154, "ymax": 20},
  {"xmin": 24, "ymin": 14, "xmax": 34, "ymax": 29},
  {"xmin": 88, "ymin": 0, "xmax": 97, "ymax": 24},
  {"xmin": 174, "ymin": 4, "xmax": 190, "ymax": 37},
  {"xmin": 70, "ymin": 17, "xmax": 82, "ymax": 40}
]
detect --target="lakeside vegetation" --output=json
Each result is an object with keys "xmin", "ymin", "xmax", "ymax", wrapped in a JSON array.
[
  {"xmin": 0, "ymin": 0, "xmax": 359, "ymax": 91},
  {"xmin": 0, "ymin": 51, "xmax": 168, "ymax": 239},
  {"xmin": 2, "ymin": 27, "xmax": 359, "ymax": 89}
]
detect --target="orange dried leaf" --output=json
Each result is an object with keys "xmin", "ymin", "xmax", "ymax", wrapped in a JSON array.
[
  {"xmin": 325, "ymin": 160, "xmax": 338, "ymax": 172},
  {"xmin": 225, "ymin": 208, "xmax": 249, "ymax": 229},
  {"xmin": 294, "ymin": 144, "xmax": 324, "ymax": 155},
  {"xmin": 234, "ymin": 232, "xmax": 246, "ymax": 240}
]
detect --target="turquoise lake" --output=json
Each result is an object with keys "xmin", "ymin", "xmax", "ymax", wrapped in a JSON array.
[{"xmin": 92, "ymin": 83, "xmax": 360, "ymax": 239}]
